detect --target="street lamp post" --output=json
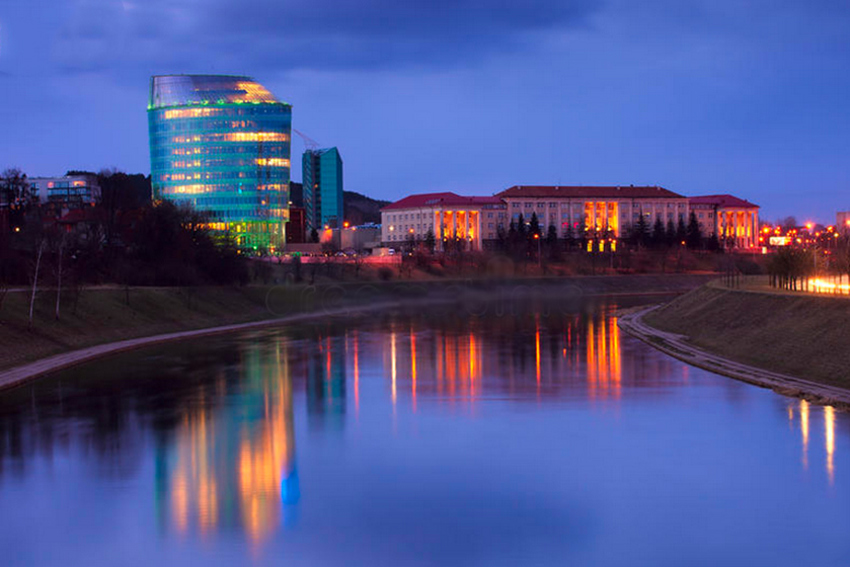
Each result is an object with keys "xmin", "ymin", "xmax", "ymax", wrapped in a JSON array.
[{"xmin": 533, "ymin": 233, "xmax": 541, "ymax": 269}]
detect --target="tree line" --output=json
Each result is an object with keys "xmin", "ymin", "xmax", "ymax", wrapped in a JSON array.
[{"xmin": 0, "ymin": 168, "xmax": 251, "ymax": 321}]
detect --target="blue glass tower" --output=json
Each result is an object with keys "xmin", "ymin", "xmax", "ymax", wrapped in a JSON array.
[
  {"xmin": 302, "ymin": 147, "xmax": 343, "ymax": 230},
  {"xmin": 148, "ymin": 75, "xmax": 292, "ymax": 251}
]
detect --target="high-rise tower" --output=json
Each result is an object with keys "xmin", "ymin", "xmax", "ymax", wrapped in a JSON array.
[
  {"xmin": 148, "ymin": 74, "xmax": 292, "ymax": 251},
  {"xmin": 302, "ymin": 147, "xmax": 343, "ymax": 230}
]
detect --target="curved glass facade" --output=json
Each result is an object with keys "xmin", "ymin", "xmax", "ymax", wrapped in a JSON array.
[{"xmin": 148, "ymin": 75, "xmax": 292, "ymax": 251}]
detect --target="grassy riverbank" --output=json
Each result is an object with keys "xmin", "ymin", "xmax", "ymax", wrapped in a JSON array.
[
  {"xmin": 644, "ymin": 282, "xmax": 850, "ymax": 391},
  {"xmin": 0, "ymin": 274, "xmax": 714, "ymax": 373}
]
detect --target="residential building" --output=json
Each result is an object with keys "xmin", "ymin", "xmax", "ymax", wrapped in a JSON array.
[
  {"xmin": 29, "ymin": 174, "xmax": 100, "ymax": 207},
  {"xmin": 496, "ymin": 185, "xmax": 688, "ymax": 251},
  {"xmin": 302, "ymin": 147, "xmax": 343, "ymax": 230},
  {"xmin": 148, "ymin": 74, "xmax": 292, "ymax": 251},
  {"xmin": 381, "ymin": 192, "xmax": 507, "ymax": 251},
  {"xmin": 689, "ymin": 195, "xmax": 759, "ymax": 249}
]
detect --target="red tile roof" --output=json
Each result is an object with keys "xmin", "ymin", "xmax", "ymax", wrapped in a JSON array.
[
  {"xmin": 688, "ymin": 194, "xmax": 759, "ymax": 209},
  {"xmin": 497, "ymin": 185, "xmax": 685, "ymax": 199},
  {"xmin": 382, "ymin": 192, "xmax": 504, "ymax": 211}
]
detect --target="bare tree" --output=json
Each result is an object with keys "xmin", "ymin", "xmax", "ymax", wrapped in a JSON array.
[
  {"xmin": 29, "ymin": 239, "xmax": 45, "ymax": 327},
  {"xmin": 54, "ymin": 234, "xmax": 66, "ymax": 320},
  {"xmin": 0, "ymin": 167, "xmax": 33, "ymax": 206}
]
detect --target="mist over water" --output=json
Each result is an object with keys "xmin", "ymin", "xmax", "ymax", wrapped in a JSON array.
[{"xmin": 0, "ymin": 296, "xmax": 848, "ymax": 566}]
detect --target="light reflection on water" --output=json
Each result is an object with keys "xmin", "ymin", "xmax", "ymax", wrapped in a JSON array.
[{"xmin": 0, "ymin": 297, "xmax": 848, "ymax": 566}]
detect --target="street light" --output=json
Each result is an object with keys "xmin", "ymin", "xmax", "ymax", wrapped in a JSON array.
[{"xmin": 533, "ymin": 233, "xmax": 541, "ymax": 268}]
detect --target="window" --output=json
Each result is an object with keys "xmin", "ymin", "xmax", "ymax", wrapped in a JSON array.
[{"xmin": 549, "ymin": 202, "xmax": 557, "ymax": 208}]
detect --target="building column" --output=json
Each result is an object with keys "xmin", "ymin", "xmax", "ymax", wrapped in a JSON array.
[{"xmin": 436, "ymin": 209, "xmax": 443, "ymax": 251}]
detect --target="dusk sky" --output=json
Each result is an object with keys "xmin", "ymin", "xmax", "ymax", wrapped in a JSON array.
[{"xmin": 1, "ymin": 0, "xmax": 848, "ymax": 222}]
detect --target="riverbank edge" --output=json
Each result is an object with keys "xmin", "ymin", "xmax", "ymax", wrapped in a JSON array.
[
  {"xmin": 0, "ymin": 273, "xmax": 715, "ymax": 391},
  {"xmin": 618, "ymin": 306, "xmax": 850, "ymax": 408},
  {"xmin": 0, "ymin": 299, "xmax": 413, "ymax": 392}
]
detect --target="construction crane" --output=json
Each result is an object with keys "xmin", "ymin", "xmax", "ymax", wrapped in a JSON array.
[{"xmin": 292, "ymin": 129, "xmax": 320, "ymax": 151}]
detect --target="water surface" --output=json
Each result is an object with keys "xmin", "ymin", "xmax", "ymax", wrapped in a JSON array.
[{"xmin": 0, "ymin": 296, "xmax": 848, "ymax": 566}]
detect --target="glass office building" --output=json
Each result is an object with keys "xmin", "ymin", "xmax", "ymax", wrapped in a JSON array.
[
  {"xmin": 148, "ymin": 75, "xmax": 292, "ymax": 251},
  {"xmin": 303, "ymin": 147, "xmax": 343, "ymax": 230}
]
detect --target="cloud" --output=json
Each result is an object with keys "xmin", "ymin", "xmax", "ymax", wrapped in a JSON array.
[{"xmin": 49, "ymin": 0, "xmax": 600, "ymax": 75}]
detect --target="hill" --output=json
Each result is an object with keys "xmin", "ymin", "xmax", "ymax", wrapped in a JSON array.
[{"xmin": 344, "ymin": 191, "xmax": 390, "ymax": 225}]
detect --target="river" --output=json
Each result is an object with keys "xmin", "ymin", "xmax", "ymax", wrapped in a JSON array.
[{"xmin": 0, "ymin": 295, "xmax": 847, "ymax": 566}]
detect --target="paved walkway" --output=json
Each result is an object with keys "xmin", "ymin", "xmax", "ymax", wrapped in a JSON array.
[
  {"xmin": 0, "ymin": 300, "xmax": 404, "ymax": 391},
  {"xmin": 619, "ymin": 306, "xmax": 850, "ymax": 407}
]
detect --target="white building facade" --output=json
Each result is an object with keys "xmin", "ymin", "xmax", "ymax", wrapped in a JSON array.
[
  {"xmin": 496, "ymin": 186, "xmax": 689, "ymax": 250},
  {"xmin": 381, "ymin": 192, "xmax": 507, "ymax": 251}
]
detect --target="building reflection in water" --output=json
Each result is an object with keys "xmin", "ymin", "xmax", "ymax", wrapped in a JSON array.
[
  {"xmin": 306, "ymin": 335, "xmax": 346, "ymax": 430},
  {"xmin": 380, "ymin": 309, "xmax": 626, "ymax": 405},
  {"xmin": 789, "ymin": 399, "xmax": 837, "ymax": 484},
  {"xmin": 157, "ymin": 343, "xmax": 299, "ymax": 546}
]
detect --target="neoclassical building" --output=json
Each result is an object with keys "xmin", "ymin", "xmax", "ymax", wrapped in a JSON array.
[
  {"xmin": 382, "ymin": 186, "xmax": 760, "ymax": 252},
  {"xmin": 496, "ymin": 185, "xmax": 688, "ymax": 250},
  {"xmin": 381, "ymin": 192, "xmax": 506, "ymax": 250},
  {"xmin": 689, "ymin": 195, "xmax": 760, "ymax": 249}
]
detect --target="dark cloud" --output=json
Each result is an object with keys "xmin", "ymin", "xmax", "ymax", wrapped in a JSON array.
[{"xmin": 50, "ymin": 0, "xmax": 599, "ymax": 74}]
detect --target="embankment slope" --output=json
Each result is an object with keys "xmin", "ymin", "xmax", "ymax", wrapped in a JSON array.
[{"xmin": 643, "ymin": 284, "xmax": 850, "ymax": 391}]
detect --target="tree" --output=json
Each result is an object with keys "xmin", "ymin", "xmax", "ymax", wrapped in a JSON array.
[
  {"xmin": 1, "ymin": 169, "xmax": 35, "ymax": 233},
  {"xmin": 780, "ymin": 216, "xmax": 798, "ymax": 231},
  {"xmin": 516, "ymin": 214, "xmax": 527, "ymax": 238},
  {"xmin": 665, "ymin": 219, "xmax": 676, "ymax": 247},
  {"xmin": 29, "ymin": 239, "xmax": 45, "ymax": 327},
  {"xmin": 676, "ymin": 216, "xmax": 687, "ymax": 245},
  {"xmin": 546, "ymin": 224, "xmax": 559, "ymax": 261},
  {"xmin": 424, "ymin": 227, "xmax": 436, "ymax": 253},
  {"xmin": 546, "ymin": 224, "xmax": 558, "ymax": 246},
  {"xmin": 686, "ymin": 211, "xmax": 703, "ymax": 249},
  {"xmin": 404, "ymin": 233, "xmax": 416, "ymax": 254},
  {"xmin": 495, "ymin": 224, "xmax": 507, "ymax": 253},
  {"xmin": 0, "ymin": 168, "xmax": 33, "ymax": 208},
  {"xmin": 576, "ymin": 221, "xmax": 588, "ymax": 252},
  {"xmin": 631, "ymin": 214, "xmax": 649, "ymax": 248},
  {"xmin": 651, "ymin": 217, "xmax": 666, "ymax": 249},
  {"xmin": 310, "ymin": 227, "xmax": 319, "ymax": 243},
  {"xmin": 528, "ymin": 212, "xmax": 541, "ymax": 238},
  {"xmin": 563, "ymin": 222, "xmax": 575, "ymax": 251}
]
